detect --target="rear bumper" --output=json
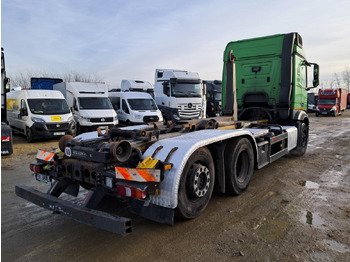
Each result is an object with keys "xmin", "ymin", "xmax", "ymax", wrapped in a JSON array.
[{"xmin": 15, "ymin": 184, "xmax": 132, "ymax": 235}]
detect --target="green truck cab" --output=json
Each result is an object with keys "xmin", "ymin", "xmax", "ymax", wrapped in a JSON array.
[{"xmin": 222, "ymin": 32, "xmax": 319, "ymax": 124}]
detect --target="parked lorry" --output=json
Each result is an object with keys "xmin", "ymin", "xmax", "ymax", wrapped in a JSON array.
[
  {"xmin": 204, "ymin": 80, "xmax": 222, "ymax": 117},
  {"xmin": 15, "ymin": 32, "xmax": 319, "ymax": 235},
  {"xmin": 154, "ymin": 69, "xmax": 206, "ymax": 122},
  {"xmin": 1, "ymin": 48, "xmax": 13, "ymax": 155},
  {"xmin": 316, "ymin": 88, "xmax": 348, "ymax": 116},
  {"xmin": 6, "ymin": 90, "xmax": 76, "ymax": 142},
  {"xmin": 109, "ymin": 91, "xmax": 163, "ymax": 125},
  {"xmin": 31, "ymin": 77, "xmax": 63, "ymax": 90},
  {"xmin": 53, "ymin": 82, "xmax": 118, "ymax": 134},
  {"xmin": 121, "ymin": 80, "xmax": 155, "ymax": 98}
]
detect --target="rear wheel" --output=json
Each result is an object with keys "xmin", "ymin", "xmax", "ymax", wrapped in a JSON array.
[
  {"xmin": 225, "ymin": 138, "xmax": 254, "ymax": 195},
  {"xmin": 176, "ymin": 147, "xmax": 215, "ymax": 219}
]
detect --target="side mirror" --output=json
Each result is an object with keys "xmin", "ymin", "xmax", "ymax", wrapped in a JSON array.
[
  {"xmin": 20, "ymin": 108, "xmax": 27, "ymax": 116},
  {"xmin": 5, "ymin": 78, "xmax": 10, "ymax": 93},
  {"xmin": 313, "ymin": 64, "xmax": 319, "ymax": 87}
]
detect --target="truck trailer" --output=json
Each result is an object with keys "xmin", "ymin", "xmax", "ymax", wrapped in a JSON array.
[
  {"xmin": 316, "ymin": 88, "xmax": 348, "ymax": 116},
  {"xmin": 15, "ymin": 32, "xmax": 319, "ymax": 236}
]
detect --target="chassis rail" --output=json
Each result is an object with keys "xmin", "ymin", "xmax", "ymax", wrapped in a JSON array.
[{"xmin": 15, "ymin": 184, "xmax": 132, "ymax": 236}]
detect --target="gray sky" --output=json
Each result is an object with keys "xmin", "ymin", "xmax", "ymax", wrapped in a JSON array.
[{"xmin": 2, "ymin": 0, "xmax": 350, "ymax": 88}]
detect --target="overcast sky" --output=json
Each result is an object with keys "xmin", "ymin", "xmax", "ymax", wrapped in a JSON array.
[{"xmin": 2, "ymin": 0, "xmax": 350, "ymax": 88}]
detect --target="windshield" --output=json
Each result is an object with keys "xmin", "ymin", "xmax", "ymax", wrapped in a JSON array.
[
  {"xmin": 127, "ymin": 98, "xmax": 158, "ymax": 110},
  {"xmin": 214, "ymin": 92, "xmax": 222, "ymax": 101},
  {"xmin": 318, "ymin": 98, "xmax": 336, "ymax": 105},
  {"xmin": 171, "ymin": 82, "xmax": 202, "ymax": 98},
  {"xmin": 28, "ymin": 99, "xmax": 70, "ymax": 115},
  {"xmin": 78, "ymin": 97, "xmax": 113, "ymax": 110}
]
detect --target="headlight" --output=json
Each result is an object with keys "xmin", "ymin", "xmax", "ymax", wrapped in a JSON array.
[
  {"xmin": 132, "ymin": 113, "xmax": 142, "ymax": 119},
  {"xmin": 172, "ymin": 112, "xmax": 180, "ymax": 120},
  {"xmin": 81, "ymin": 116, "xmax": 91, "ymax": 122},
  {"xmin": 330, "ymin": 106, "xmax": 336, "ymax": 111},
  {"xmin": 31, "ymin": 117, "xmax": 45, "ymax": 123},
  {"xmin": 68, "ymin": 116, "xmax": 74, "ymax": 122},
  {"xmin": 316, "ymin": 107, "xmax": 320, "ymax": 111}
]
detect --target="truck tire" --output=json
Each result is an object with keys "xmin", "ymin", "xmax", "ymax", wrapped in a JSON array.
[
  {"xmin": 225, "ymin": 137, "xmax": 254, "ymax": 195},
  {"xmin": 26, "ymin": 128, "xmax": 34, "ymax": 143},
  {"xmin": 290, "ymin": 122, "xmax": 308, "ymax": 157},
  {"xmin": 176, "ymin": 147, "xmax": 215, "ymax": 219}
]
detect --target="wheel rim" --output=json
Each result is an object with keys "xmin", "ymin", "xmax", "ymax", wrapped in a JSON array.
[
  {"xmin": 187, "ymin": 163, "xmax": 211, "ymax": 199},
  {"xmin": 236, "ymin": 151, "xmax": 249, "ymax": 183}
]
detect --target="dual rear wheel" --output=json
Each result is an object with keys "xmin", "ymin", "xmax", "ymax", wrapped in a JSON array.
[{"xmin": 176, "ymin": 138, "xmax": 254, "ymax": 219}]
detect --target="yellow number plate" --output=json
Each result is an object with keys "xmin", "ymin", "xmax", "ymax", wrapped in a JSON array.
[{"xmin": 51, "ymin": 116, "xmax": 62, "ymax": 121}]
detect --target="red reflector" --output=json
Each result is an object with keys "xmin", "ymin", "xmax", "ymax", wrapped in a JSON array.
[
  {"xmin": 117, "ymin": 185, "xmax": 126, "ymax": 196},
  {"xmin": 1, "ymin": 136, "xmax": 11, "ymax": 142},
  {"xmin": 35, "ymin": 165, "xmax": 42, "ymax": 173},
  {"xmin": 29, "ymin": 164, "xmax": 34, "ymax": 172},
  {"xmin": 29, "ymin": 163, "xmax": 43, "ymax": 173}
]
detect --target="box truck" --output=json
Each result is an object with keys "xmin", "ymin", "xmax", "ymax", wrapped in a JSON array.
[
  {"xmin": 53, "ymin": 82, "xmax": 118, "ymax": 134},
  {"xmin": 6, "ymin": 89, "xmax": 76, "ymax": 142},
  {"xmin": 316, "ymin": 88, "xmax": 348, "ymax": 116},
  {"xmin": 121, "ymin": 80, "xmax": 155, "ymax": 98}
]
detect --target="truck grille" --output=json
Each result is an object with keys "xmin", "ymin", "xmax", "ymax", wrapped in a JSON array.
[
  {"xmin": 90, "ymin": 117, "xmax": 113, "ymax": 123},
  {"xmin": 46, "ymin": 123, "xmax": 69, "ymax": 131},
  {"xmin": 143, "ymin": 116, "xmax": 159, "ymax": 122},
  {"xmin": 178, "ymin": 103, "xmax": 201, "ymax": 118}
]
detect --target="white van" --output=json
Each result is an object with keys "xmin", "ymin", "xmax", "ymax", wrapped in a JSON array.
[
  {"xmin": 6, "ymin": 89, "xmax": 76, "ymax": 142},
  {"xmin": 108, "ymin": 91, "xmax": 163, "ymax": 125},
  {"xmin": 53, "ymin": 82, "xmax": 118, "ymax": 134}
]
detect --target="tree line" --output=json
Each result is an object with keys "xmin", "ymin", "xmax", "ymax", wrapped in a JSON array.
[
  {"xmin": 9, "ymin": 67, "xmax": 350, "ymax": 92},
  {"xmin": 8, "ymin": 71, "xmax": 103, "ymax": 89}
]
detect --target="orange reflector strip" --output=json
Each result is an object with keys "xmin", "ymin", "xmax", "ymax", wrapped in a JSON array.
[
  {"xmin": 36, "ymin": 150, "xmax": 55, "ymax": 162},
  {"xmin": 115, "ymin": 167, "xmax": 161, "ymax": 182}
]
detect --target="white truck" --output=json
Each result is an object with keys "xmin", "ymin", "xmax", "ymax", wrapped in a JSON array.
[
  {"xmin": 121, "ymin": 80, "xmax": 155, "ymax": 98},
  {"xmin": 109, "ymin": 91, "xmax": 163, "ymax": 125},
  {"xmin": 53, "ymin": 82, "xmax": 118, "ymax": 134},
  {"xmin": 154, "ymin": 69, "xmax": 206, "ymax": 122},
  {"xmin": 6, "ymin": 89, "xmax": 76, "ymax": 142}
]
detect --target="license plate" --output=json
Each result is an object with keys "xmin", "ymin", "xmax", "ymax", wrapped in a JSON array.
[
  {"xmin": 99, "ymin": 126, "xmax": 108, "ymax": 130},
  {"xmin": 321, "ymin": 112, "xmax": 327, "ymax": 115},
  {"xmin": 35, "ymin": 173, "xmax": 51, "ymax": 184},
  {"xmin": 53, "ymin": 132, "xmax": 66, "ymax": 136}
]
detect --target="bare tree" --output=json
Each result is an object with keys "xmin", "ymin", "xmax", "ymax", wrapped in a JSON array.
[
  {"xmin": 342, "ymin": 67, "xmax": 350, "ymax": 92},
  {"xmin": 332, "ymin": 73, "xmax": 342, "ymax": 89},
  {"xmin": 8, "ymin": 70, "xmax": 104, "ymax": 89}
]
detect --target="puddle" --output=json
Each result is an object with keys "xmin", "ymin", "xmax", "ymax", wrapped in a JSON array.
[
  {"xmin": 324, "ymin": 239, "xmax": 350, "ymax": 253},
  {"xmin": 257, "ymin": 219, "xmax": 289, "ymax": 242},
  {"xmin": 299, "ymin": 180, "xmax": 320, "ymax": 189},
  {"xmin": 300, "ymin": 211, "xmax": 324, "ymax": 227}
]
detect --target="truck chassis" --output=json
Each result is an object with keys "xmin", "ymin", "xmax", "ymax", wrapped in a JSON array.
[{"xmin": 16, "ymin": 117, "xmax": 301, "ymax": 235}]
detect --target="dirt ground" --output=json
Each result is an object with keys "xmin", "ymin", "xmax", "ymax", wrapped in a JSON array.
[{"xmin": 1, "ymin": 111, "xmax": 350, "ymax": 262}]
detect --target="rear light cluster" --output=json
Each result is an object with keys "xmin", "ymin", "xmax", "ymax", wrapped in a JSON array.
[
  {"xmin": 30, "ymin": 163, "xmax": 43, "ymax": 173},
  {"xmin": 1, "ymin": 136, "xmax": 11, "ymax": 142},
  {"xmin": 116, "ymin": 185, "xmax": 147, "ymax": 199},
  {"xmin": 29, "ymin": 162, "xmax": 55, "ymax": 173}
]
